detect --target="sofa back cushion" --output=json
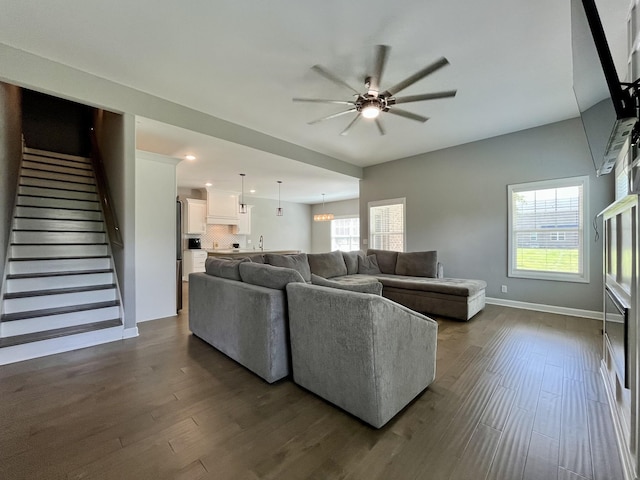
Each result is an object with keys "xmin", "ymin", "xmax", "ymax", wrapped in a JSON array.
[
  {"xmin": 307, "ymin": 250, "xmax": 348, "ymax": 278},
  {"xmin": 342, "ymin": 250, "xmax": 365, "ymax": 275},
  {"xmin": 366, "ymin": 249, "xmax": 398, "ymax": 274},
  {"xmin": 395, "ymin": 251, "xmax": 438, "ymax": 277},
  {"xmin": 239, "ymin": 262, "xmax": 305, "ymax": 290},
  {"xmin": 205, "ymin": 257, "xmax": 249, "ymax": 281},
  {"xmin": 264, "ymin": 253, "xmax": 311, "ymax": 282}
]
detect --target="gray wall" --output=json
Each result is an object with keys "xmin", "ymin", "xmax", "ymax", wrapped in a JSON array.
[
  {"xmin": 360, "ymin": 118, "xmax": 614, "ymax": 312},
  {"xmin": 245, "ymin": 196, "xmax": 311, "ymax": 253},
  {"xmin": 0, "ymin": 82, "xmax": 22, "ymax": 282},
  {"xmin": 311, "ymin": 198, "xmax": 360, "ymax": 253},
  {"xmin": 94, "ymin": 110, "xmax": 137, "ymax": 329}
]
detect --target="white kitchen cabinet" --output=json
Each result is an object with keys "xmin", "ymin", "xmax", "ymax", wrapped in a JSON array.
[
  {"xmin": 185, "ymin": 198, "xmax": 207, "ymax": 234},
  {"xmin": 206, "ymin": 188, "xmax": 239, "ymax": 224},
  {"xmin": 183, "ymin": 250, "xmax": 207, "ymax": 280},
  {"xmin": 233, "ymin": 205, "xmax": 252, "ymax": 235}
]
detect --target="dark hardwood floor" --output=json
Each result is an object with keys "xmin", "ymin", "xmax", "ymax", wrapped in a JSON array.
[{"xmin": 0, "ymin": 286, "xmax": 625, "ymax": 479}]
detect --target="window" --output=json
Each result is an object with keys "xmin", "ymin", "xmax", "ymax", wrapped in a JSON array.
[
  {"xmin": 368, "ymin": 198, "xmax": 406, "ymax": 252},
  {"xmin": 508, "ymin": 176, "xmax": 589, "ymax": 282},
  {"xmin": 331, "ymin": 217, "xmax": 360, "ymax": 251}
]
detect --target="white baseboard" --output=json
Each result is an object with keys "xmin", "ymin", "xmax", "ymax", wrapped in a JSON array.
[
  {"xmin": 123, "ymin": 327, "xmax": 139, "ymax": 339},
  {"xmin": 0, "ymin": 326, "xmax": 125, "ymax": 365},
  {"xmin": 486, "ymin": 297, "xmax": 601, "ymax": 320}
]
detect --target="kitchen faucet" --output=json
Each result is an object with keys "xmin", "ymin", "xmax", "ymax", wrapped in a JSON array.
[{"xmin": 258, "ymin": 235, "xmax": 264, "ymax": 251}]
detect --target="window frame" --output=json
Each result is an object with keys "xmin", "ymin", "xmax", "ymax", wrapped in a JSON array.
[
  {"xmin": 368, "ymin": 197, "xmax": 406, "ymax": 252},
  {"xmin": 507, "ymin": 176, "xmax": 589, "ymax": 283}
]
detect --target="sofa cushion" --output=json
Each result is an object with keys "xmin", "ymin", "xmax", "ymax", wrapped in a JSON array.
[
  {"xmin": 247, "ymin": 254, "xmax": 265, "ymax": 264},
  {"xmin": 342, "ymin": 250, "xmax": 365, "ymax": 275},
  {"xmin": 366, "ymin": 249, "xmax": 398, "ymax": 274},
  {"xmin": 239, "ymin": 262, "xmax": 305, "ymax": 290},
  {"xmin": 308, "ymin": 250, "xmax": 348, "ymax": 278},
  {"xmin": 358, "ymin": 254, "xmax": 382, "ymax": 274},
  {"xmin": 375, "ymin": 275, "xmax": 487, "ymax": 297},
  {"xmin": 205, "ymin": 257, "xmax": 249, "ymax": 281},
  {"xmin": 395, "ymin": 251, "xmax": 438, "ymax": 278},
  {"xmin": 310, "ymin": 273, "xmax": 382, "ymax": 295},
  {"xmin": 265, "ymin": 253, "xmax": 311, "ymax": 282}
]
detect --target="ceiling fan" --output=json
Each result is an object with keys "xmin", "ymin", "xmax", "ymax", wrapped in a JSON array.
[{"xmin": 293, "ymin": 45, "xmax": 457, "ymax": 136}]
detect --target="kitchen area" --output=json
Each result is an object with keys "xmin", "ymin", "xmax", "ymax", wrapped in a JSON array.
[{"xmin": 177, "ymin": 186, "xmax": 306, "ymax": 288}]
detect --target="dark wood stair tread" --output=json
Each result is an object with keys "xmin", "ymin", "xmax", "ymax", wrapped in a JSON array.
[
  {"xmin": 21, "ymin": 166, "xmax": 94, "ymax": 179},
  {"xmin": 9, "ymin": 255, "xmax": 110, "ymax": 262},
  {"xmin": 0, "ymin": 319, "xmax": 122, "ymax": 348},
  {"xmin": 7, "ymin": 269, "xmax": 113, "ymax": 280},
  {"xmin": 1, "ymin": 300, "xmax": 120, "ymax": 322},
  {"xmin": 18, "ymin": 193, "xmax": 99, "ymax": 203},
  {"xmin": 14, "ymin": 216, "xmax": 103, "ymax": 222},
  {"xmin": 18, "ymin": 183, "xmax": 96, "ymax": 194},
  {"xmin": 4, "ymin": 283, "xmax": 116, "ymax": 300}
]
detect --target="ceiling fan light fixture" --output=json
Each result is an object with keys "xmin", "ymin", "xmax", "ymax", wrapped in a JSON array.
[{"xmin": 361, "ymin": 104, "xmax": 381, "ymax": 119}]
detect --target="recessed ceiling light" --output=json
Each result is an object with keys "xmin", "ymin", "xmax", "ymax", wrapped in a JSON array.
[
  {"xmin": 250, "ymin": 189, "xmax": 256, "ymax": 193},
  {"xmin": 185, "ymin": 155, "xmax": 196, "ymax": 161},
  {"xmin": 205, "ymin": 182, "xmax": 212, "ymax": 187}
]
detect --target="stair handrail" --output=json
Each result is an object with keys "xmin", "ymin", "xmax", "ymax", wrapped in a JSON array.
[{"xmin": 89, "ymin": 130, "xmax": 123, "ymax": 248}]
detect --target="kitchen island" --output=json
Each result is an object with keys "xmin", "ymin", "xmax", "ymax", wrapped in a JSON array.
[{"xmin": 206, "ymin": 249, "xmax": 300, "ymax": 258}]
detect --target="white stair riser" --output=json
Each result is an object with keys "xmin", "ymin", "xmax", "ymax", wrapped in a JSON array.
[
  {"xmin": 14, "ymin": 218, "xmax": 104, "ymax": 231},
  {"xmin": 20, "ymin": 177, "xmax": 97, "ymax": 193},
  {"xmin": 1, "ymin": 306, "xmax": 120, "ymax": 337},
  {"xmin": 13, "ymin": 231, "xmax": 106, "ymax": 244},
  {"xmin": 9, "ymin": 257, "xmax": 111, "ymax": 274},
  {"xmin": 18, "ymin": 196, "xmax": 100, "ymax": 211},
  {"xmin": 18, "ymin": 185, "xmax": 99, "ymax": 202},
  {"xmin": 15, "ymin": 207, "xmax": 103, "ymax": 221},
  {"xmin": 11, "ymin": 244, "xmax": 108, "ymax": 258},
  {"xmin": 4, "ymin": 289, "xmax": 117, "ymax": 313},
  {"xmin": 23, "ymin": 153, "xmax": 93, "ymax": 171},
  {"xmin": 21, "ymin": 168, "xmax": 96, "ymax": 185},
  {"xmin": 6, "ymin": 272, "xmax": 114, "ymax": 293},
  {"xmin": 23, "ymin": 148, "xmax": 91, "ymax": 163},
  {"xmin": 22, "ymin": 161, "xmax": 94, "ymax": 178}
]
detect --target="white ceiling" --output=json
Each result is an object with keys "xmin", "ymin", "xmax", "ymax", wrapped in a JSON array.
[{"xmin": 0, "ymin": 0, "xmax": 631, "ymax": 203}]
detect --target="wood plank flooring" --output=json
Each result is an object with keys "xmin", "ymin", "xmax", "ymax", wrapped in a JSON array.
[{"xmin": 0, "ymin": 288, "xmax": 626, "ymax": 480}]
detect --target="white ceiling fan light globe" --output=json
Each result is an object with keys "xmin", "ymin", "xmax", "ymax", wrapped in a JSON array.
[{"xmin": 362, "ymin": 105, "xmax": 381, "ymax": 119}]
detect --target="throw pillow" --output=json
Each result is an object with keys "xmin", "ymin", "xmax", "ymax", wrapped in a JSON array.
[
  {"xmin": 264, "ymin": 253, "xmax": 311, "ymax": 282},
  {"xmin": 310, "ymin": 273, "xmax": 382, "ymax": 295},
  {"xmin": 205, "ymin": 257, "xmax": 249, "ymax": 281},
  {"xmin": 366, "ymin": 249, "xmax": 398, "ymax": 274},
  {"xmin": 239, "ymin": 262, "xmax": 305, "ymax": 290},
  {"xmin": 342, "ymin": 250, "xmax": 365, "ymax": 275},
  {"xmin": 358, "ymin": 255, "xmax": 382, "ymax": 275},
  {"xmin": 395, "ymin": 251, "xmax": 438, "ymax": 277},
  {"xmin": 307, "ymin": 250, "xmax": 348, "ymax": 278}
]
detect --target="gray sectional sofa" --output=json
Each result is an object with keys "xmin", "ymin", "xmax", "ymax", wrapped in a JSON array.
[{"xmin": 188, "ymin": 248, "xmax": 485, "ymax": 427}]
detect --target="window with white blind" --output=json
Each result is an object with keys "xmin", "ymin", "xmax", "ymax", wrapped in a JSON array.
[
  {"xmin": 508, "ymin": 176, "xmax": 589, "ymax": 283},
  {"xmin": 331, "ymin": 217, "xmax": 360, "ymax": 251},
  {"xmin": 368, "ymin": 198, "xmax": 406, "ymax": 252}
]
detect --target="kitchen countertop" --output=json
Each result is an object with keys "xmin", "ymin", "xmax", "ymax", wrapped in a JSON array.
[{"xmin": 205, "ymin": 249, "xmax": 300, "ymax": 256}]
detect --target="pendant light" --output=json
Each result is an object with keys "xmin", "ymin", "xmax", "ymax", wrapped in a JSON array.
[
  {"xmin": 239, "ymin": 173, "xmax": 247, "ymax": 214},
  {"xmin": 313, "ymin": 194, "xmax": 334, "ymax": 222},
  {"xmin": 276, "ymin": 180, "xmax": 283, "ymax": 216}
]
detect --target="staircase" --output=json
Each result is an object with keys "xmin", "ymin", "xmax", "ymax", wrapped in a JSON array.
[{"xmin": 0, "ymin": 147, "xmax": 124, "ymax": 364}]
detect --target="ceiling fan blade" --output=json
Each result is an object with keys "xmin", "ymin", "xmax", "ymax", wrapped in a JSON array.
[
  {"xmin": 311, "ymin": 65, "xmax": 360, "ymax": 95},
  {"xmin": 293, "ymin": 98, "xmax": 356, "ymax": 105},
  {"xmin": 375, "ymin": 118, "xmax": 386, "ymax": 136},
  {"xmin": 391, "ymin": 90, "xmax": 457, "ymax": 104},
  {"xmin": 368, "ymin": 45, "xmax": 390, "ymax": 94},
  {"xmin": 382, "ymin": 57, "xmax": 450, "ymax": 97},
  {"xmin": 308, "ymin": 108, "xmax": 357, "ymax": 125},
  {"xmin": 387, "ymin": 108, "xmax": 429, "ymax": 123},
  {"xmin": 340, "ymin": 113, "xmax": 362, "ymax": 136}
]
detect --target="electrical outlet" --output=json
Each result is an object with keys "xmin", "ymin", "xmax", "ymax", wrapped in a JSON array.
[
  {"xmin": 247, "ymin": 239, "xmax": 252, "ymax": 244},
  {"xmin": 362, "ymin": 239, "xmax": 368, "ymax": 245},
  {"xmin": 501, "ymin": 285, "xmax": 508, "ymax": 293}
]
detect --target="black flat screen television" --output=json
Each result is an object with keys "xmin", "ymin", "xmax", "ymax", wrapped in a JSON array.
[{"xmin": 572, "ymin": 0, "xmax": 636, "ymax": 176}]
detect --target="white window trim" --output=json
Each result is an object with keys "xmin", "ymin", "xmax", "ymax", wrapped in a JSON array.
[
  {"xmin": 368, "ymin": 197, "xmax": 406, "ymax": 252},
  {"xmin": 507, "ymin": 176, "xmax": 589, "ymax": 283}
]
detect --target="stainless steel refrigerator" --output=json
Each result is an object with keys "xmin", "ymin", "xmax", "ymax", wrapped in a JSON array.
[{"xmin": 176, "ymin": 198, "xmax": 183, "ymax": 312}]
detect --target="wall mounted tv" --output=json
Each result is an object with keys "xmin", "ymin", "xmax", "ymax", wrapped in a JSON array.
[{"xmin": 571, "ymin": 0, "xmax": 637, "ymax": 176}]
